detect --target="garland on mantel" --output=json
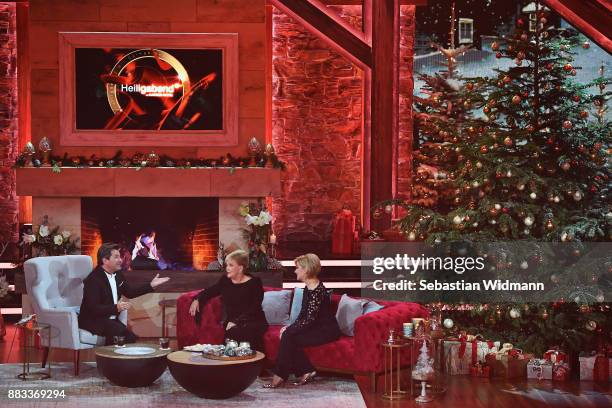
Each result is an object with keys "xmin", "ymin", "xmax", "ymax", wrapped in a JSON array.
[{"xmin": 14, "ymin": 150, "xmax": 286, "ymax": 172}]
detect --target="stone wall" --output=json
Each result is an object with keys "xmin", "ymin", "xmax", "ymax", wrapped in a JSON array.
[
  {"xmin": 271, "ymin": 5, "xmax": 415, "ymax": 243},
  {"xmin": 0, "ymin": 2, "xmax": 17, "ymax": 243}
]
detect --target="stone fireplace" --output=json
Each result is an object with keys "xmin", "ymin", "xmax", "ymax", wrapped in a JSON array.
[{"xmin": 81, "ymin": 197, "xmax": 219, "ymax": 270}]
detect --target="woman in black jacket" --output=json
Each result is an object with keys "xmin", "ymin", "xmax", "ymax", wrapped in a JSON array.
[
  {"xmin": 265, "ymin": 253, "xmax": 341, "ymax": 388},
  {"xmin": 188, "ymin": 249, "xmax": 268, "ymax": 351}
]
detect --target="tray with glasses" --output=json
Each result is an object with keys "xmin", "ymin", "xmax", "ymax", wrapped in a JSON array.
[{"xmin": 185, "ymin": 340, "xmax": 256, "ymax": 360}]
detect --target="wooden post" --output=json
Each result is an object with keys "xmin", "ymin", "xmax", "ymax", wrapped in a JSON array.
[{"xmin": 369, "ymin": 0, "xmax": 399, "ymax": 232}]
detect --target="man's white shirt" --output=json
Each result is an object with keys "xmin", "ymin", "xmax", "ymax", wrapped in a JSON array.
[{"xmin": 105, "ymin": 272, "xmax": 118, "ymax": 319}]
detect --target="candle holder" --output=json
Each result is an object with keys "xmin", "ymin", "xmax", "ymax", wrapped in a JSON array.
[
  {"xmin": 264, "ymin": 143, "xmax": 275, "ymax": 168},
  {"xmin": 248, "ymin": 137, "xmax": 262, "ymax": 166},
  {"xmin": 38, "ymin": 137, "xmax": 52, "ymax": 167},
  {"xmin": 23, "ymin": 142, "xmax": 36, "ymax": 167}
]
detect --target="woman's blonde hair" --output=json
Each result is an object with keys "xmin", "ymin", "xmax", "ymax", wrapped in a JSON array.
[
  {"xmin": 294, "ymin": 253, "xmax": 321, "ymax": 278},
  {"xmin": 225, "ymin": 249, "xmax": 249, "ymax": 270}
]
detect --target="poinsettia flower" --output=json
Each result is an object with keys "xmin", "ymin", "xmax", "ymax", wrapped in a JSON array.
[
  {"xmin": 21, "ymin": 233, "xmax": 36, "ymax": 244},
  {"xmin": 39, "ymin": 225, "xmax": 49, "ymax": 237},
  {"xmin": 61, "ymin": 230, "xmax": 71, "ymax": 239},
  {"xmin": 54, "ymin": 235, "xmax": 63, "ymax": 245}
]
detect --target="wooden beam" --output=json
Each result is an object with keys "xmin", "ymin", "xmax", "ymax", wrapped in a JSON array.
[
  {"xmin": 268, "ymin": 0, "xmax": 372, "ymax": 69},
  {"xmin": 542, "ymin": 0, "xmax": 612, "ymax": 53},
  {"xmin": 370, "ymin": 0, "xmax": 399, "ymax": 231},
  {"xmin": 16, "ymin": 2, "xmax": 31, "ymax": 224}
]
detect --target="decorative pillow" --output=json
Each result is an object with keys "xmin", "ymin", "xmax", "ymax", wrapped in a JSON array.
[
  {"xmin": 335, "ymin": 294, "xmax": 367, "ymax": 336},
  {"xmin": 363, "ymin": 300, "xmax": 384, "ymax": 315},
  {"xmin": 288, "ymin": 288, "xmax": 304, "ymax": 324},
  {"xmin": 262, "ymin": 290, "xmax": 292, "ymax": 325}
]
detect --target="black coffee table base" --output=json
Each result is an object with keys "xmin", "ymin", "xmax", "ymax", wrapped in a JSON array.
[
  {"xmin": 168, "ymin": 357, "xmax": 263, "ymax": 399},
  {"xmin": 96, "ymin": 350, "xmax": 168, "ymax": 388}
]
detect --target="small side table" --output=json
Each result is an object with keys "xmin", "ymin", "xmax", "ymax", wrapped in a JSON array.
[
  {"xmin": 17, "ymin": 322, "xmax": 51, "ymax": 380},
  {"xmin": 381, "ymin": 340, "xmax": 410, "ymax": 400},
  {"xmin": 158, "ymin": 298, "xmax": 177, "ymax": 337}
]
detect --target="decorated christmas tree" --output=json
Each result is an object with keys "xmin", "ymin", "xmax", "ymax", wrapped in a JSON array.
[
  {"xmin": 376, "ymin": 3, "xmax": 611, "ymax": 355},
  {"xmin": 399, "ymin": 2, "xmax": 471, "ymax": 222}
]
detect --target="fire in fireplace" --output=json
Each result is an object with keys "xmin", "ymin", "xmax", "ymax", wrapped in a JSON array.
[{"xmin": 81, "ymin": 197, "xmax": 219, "ymax": 270}]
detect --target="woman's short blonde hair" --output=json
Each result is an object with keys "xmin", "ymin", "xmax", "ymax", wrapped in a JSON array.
[
  {"xmin": 294, "ymin": 253, "xmax": 321, "ymax": 278},
  {"xmin": 226, "ymin": 249, "xmax": 249, "ymax": 270}
]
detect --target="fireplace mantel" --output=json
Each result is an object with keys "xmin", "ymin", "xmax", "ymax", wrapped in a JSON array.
[{"xmin": 16, "ymin": 167, "xmax": 281, "ymax": 197}]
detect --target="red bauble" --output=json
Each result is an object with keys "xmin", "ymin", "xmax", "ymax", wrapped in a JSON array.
[
  {"xmin": 546, "ymin": 63, "xmax": 554, "ymax": 70},
  {"xmin": 563, "ymin": 63, "xmax": 572, "ymax": 72},
  {"xmin": 594, "ymin": 142, "xmax": 602, "ymax": 150},
  {"xmin": 563, "ymin": 120, "xmax": 572, "ymax": 129},
  {"xmin": 520, "ymin": 33, "xmax": 528, "ymax": 41},
  {"xmin": 571, "ymin": 69, "xmax": 577, "ymax": 76},
  {"xmin": 547, "ymin": 137, "xmax": 555, "ymax": 145},
  {"xmin": 517, "ymin": 18, "xmax": 524, "ymax": 27},
  {"xmin": 512, "ymin": 95, "xmax": 521, "ymax": 104},
  {"xmin": 480, "ymin": 145, "xmax": 489, "ymax": 153},
  {"xmin": 503, "ymin": 75, "xmax": 512, "ymax": 83},
  {"xmin": 504, "ymin": 137, "xmax": 513, "ymax": 147},
  {"xmin": 496, "ymin": 52, "xmax": 502, "ymax": 59},
  {"xmin": 466, "ymin": 82, "xmax": 474, "ymax": 91},
  {"xmin": 502, "ymin": 207, "xmax": 509, "ymax": 214},
  {"xmin": 582, "ymin": 41, "xmax": 590, "ymax": 49},
  {"xmin": 573, "ymin": 95, "xmax": 580, "ymax": 102},
  {"xmin": 580, "ymin": 111, "xmax": 589, "ymax": 119}
]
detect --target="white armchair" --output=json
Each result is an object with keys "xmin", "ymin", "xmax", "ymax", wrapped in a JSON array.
[{"xmin": 24, "ymin": 255, "xmax": 127, "ymax": 375}]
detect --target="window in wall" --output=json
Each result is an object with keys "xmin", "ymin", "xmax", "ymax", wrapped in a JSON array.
[{"xmin": 458, "ymin": 18, "xmax": 474, "ymax": 44}]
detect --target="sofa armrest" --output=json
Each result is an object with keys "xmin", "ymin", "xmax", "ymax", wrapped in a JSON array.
[
  {"xmin": 176, "ymin": 290, "xmax": 224, "ymax": 348},
  {"xmin": 37, "ymin": 308, "xmax": 80, "ymax": 350},
  {"xmin": 353, "ymin": 302, "xmax": 429, "ymax": 373}
]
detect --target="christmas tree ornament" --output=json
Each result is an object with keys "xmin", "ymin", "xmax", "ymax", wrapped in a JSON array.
[
  {"xmin": 466, "ymin": 82, "xmax": 474, "ymax": 90},
  {"xmin": 443, "ymin": 318, "xmax": 454, "ymax": 329},
  {"xmin": 550, "ymin": 274, "xmax": 560, "ymax": 284},
  {"xmin": 545, "ymin": 219, "xmax": 554, "ymax": 230},
  {"xmin": 384, "ymin": 204, "xmax": 393, "ymax": 214},
  {"xmin": 560, "ymin": 161, "xmax": 571, "ymax": 171},
  {"xmin": 562, "ymin": 120, "xmax": 572, "ymax": 129},
  {"xmin": 541, "ymin": 309, "xmax": 549, "ymax": 319},
  {"xmin": 480, "ymin": 145, "xmax": 488, "ymax": 153},
  {"xmin": 563, "ymin": 63, "xmax": 572, "ymax": 72},
  {"xmin": 553, "ymin": 196, "xmax": 560, "ymax": 203},
  {"xmin": 517, "ymin": 18, "xmax": 524, "ymax": 27},
  {"xmin": 407, "ymin": 231, "xmax": 416, "ymax": 241},
  {"xmin": 496, "ymin": 52, "xmax": 502, "ymax": 59},
  {"xmin": 570, "ymin": 69, "xmax": 577, "ymax": 76},
  {"xmin": 472, "ymin": 181, "xmax": 480, "ymax": 188},
  {"xmin": 38, "ymin": 137, "xmax": 52, "ymax": 167},
  {"xmin": 582, "ymin": 41, "xmax": 590, "ymax": 49},
  {"xmin": 585, "ymin": 321, "xmax": 597, "ymax": 331},
  {"xmin": 573, "ymin": 190, "xmax": 583, "ymax": 201},
  {"xmin": 540, "ymin": 17, "xmax": 547, "ymax": 24},
  {"xmin": 529, "ymin": 192, "xmax": 537, "ymax": 200},
  {"xmin": 517, "ymin": 183, "xmax": 525, "ymax": 191},
  {"xmin": 546, "ymin": 63, "xmax": 554, "ymax": 70},
  {"xmin": 476, "ymin": 161, "xmax": 483, "ymax": 168},
  {"xmin": 520, "ymin": 260, "xmax": 529, "ymax": 270},
  {"xmin": 509, "ymin": 308, "xmax": 521, "ymax": 319},
  {"xmin": 524, "ymin": 216, "xmax": 534, "ymax": 226},
  {"xmin": 520, "ymin": 33, "xmax": 528, "ymax": 41},
  {"xmin": 504, "ymin": 136, "xmax": 513, "ymax": 146}
]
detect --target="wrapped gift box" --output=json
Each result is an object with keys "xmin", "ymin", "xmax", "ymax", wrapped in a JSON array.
[
  {"xmin": 544, "ymin": 349, "xmax": 568, "ymax": 364},
  {"xmin": 471, "ymin": 363, "xmax": 491, "ymax": 378},
  {"xmin": 442, "ymin": 337, "xmax": 500, "ymax": 375},
  {"xmin": 553, "ymin": 361, "xmax": 570, "ymax": 382},
  {"xmin": 486, "ymin": 345, "xmax": 533, "ymax": 379},
  {"xmin": 527, "ymin": 359, "xmax": 553, "ymax": 380},
  {"xmin": 579, "ymin": 354, "xmax": 611, "ymax": 382}
]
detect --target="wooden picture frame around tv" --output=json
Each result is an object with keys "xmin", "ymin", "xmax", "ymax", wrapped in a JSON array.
[{"xmin": 58, "ymin": 32, "xmax": 239, "ymax": 146}]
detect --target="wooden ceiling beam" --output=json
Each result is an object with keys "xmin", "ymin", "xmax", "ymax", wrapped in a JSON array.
[{"xmin": 542, "ymin": 0, "xmax": 612, "ymax": 53}]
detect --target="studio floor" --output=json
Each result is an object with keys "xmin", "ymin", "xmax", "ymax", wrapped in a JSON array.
[{"xmin": 1, "ymin": 323, "xmax": 610, "ymax": 408}]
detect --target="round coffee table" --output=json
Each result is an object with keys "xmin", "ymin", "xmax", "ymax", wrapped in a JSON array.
[
  {"xmin": 95, "ymin": 343, "xmax": 171, "ymax": 387},
  {"xmin": 167, "ymin": 350, "xmax": 265, "ymax": 399}
]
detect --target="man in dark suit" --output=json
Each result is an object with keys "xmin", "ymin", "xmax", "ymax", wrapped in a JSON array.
[{"xmin": 79, "ymin": 242, "xmax": 170, "ymax": 345}]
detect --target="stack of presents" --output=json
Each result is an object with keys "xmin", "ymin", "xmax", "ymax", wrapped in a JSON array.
[{"xmin": 441, "ymin": 334, "xmax": 611, "ymax": 382}]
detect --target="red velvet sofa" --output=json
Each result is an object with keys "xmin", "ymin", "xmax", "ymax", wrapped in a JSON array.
[{"xmin": 176, "ymin": 288, "xmax": 429, "ymax": 390}]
